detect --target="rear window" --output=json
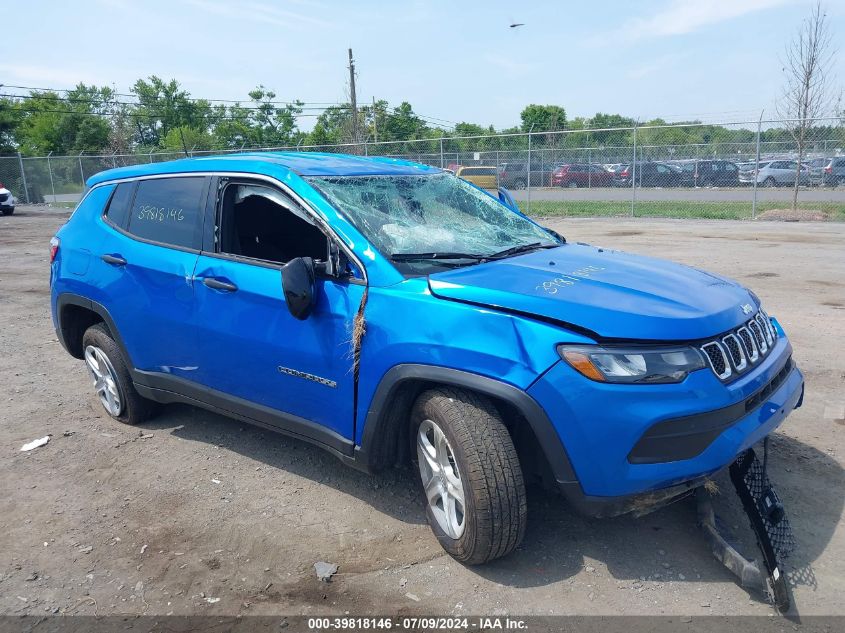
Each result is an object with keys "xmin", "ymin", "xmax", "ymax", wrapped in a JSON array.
[
  {"xmin": 126, "ymin": 177, "xmax": 206, "ymax": 249},
  {"xmin": 461, "ymin": 167, "xmax": 495, "ymax": 176},
  {"xmin": 104, "ymin": 182, "xmax": 135, "ymax": 229}
]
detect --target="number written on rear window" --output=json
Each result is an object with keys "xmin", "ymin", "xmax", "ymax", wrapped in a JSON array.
[{"xmin": 126, "ymin": 177, "xmax": 206, "ymax": 249}]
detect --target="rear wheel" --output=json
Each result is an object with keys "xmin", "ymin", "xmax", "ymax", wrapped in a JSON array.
[
  {"xmin": 82, "ymin": 323, "xmax": 156, "ymax": 425},
  {"xmin": 764, "ymin": 177, "xmax": 777, "ymax": 188},
  {"xmin": 411, "ymin": 388, "xmax": 527, "ymax": 565},
  {"xmin": 511, "ymin": 179, "xmax": 526, "ymax": 190},
  {"xmin": 567, "ymin": 181, "xmax": 578, "ymax": 189}
]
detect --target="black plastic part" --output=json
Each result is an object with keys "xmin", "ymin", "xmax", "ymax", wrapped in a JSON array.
[
  {"xmin": 730, "ymin": 448, "xmax": 793, "ymax": 612},
  {"xmin": 629, "ymin": 357, "xmax": 794, "ymax": 464},
  {"xmin": 281, "ymin": 256, "xmax": 316, "ymax": 320},
  {"xmin": 100, "ymin": 254, "xmax": 127, "ymax": 266},
  {"xmin": 360, "ymin": 363, "xmax": 580, "ymax": 484},
  {"xmin": 132, "ymin": 369, "xmax": 357, "ymax": 461},
  {"xmin": 202, "ymin": 277, "xmax": 238, "ymax": 292}
]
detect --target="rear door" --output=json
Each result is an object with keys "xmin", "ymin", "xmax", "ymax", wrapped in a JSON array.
[{"xmin": 94, "ymin": 176, "xmax": 209, "ymax": 375}]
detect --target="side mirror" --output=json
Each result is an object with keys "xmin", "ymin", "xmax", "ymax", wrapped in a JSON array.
[
  {"xmin": 497, "ymin": 187, "xmax": 520, "ymax": 213},
  {"xmin": 281, "ymin": 257, "xmax": 316, "ymax": 320}
]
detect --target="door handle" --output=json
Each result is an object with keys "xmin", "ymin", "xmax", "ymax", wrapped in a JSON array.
[
  {"xmin": 202, "ymin": 277, "xmax": 238, "ymax": 292},
  {"xmin": 101, "ymin": 254, "xmax": 127, "ymax": 266}
]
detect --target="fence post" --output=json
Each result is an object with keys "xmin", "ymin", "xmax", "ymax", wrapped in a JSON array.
[
  {"xmin": 17, "ymin": 152, "xmax": 30, "ymax": 204},
  {"xmin": 148, "ymin": 151, "xmax": 153, "ymax": 163},
  {"xmin": 439, "ymin": 138, "xmax": 444, "ymax": 169},
  {"xmin": 751, "ymin": 112, "xmax": 763, "ymax": 220},
  {"xmin": 588, "ymin": 147, "xmax": 592, "ymax": 189},
  {"xmin": 111, "ymin": 152, "xmax": 117, "ymax": 168},
  {"xmin": 527, "ymin": 124, "xmax": 535, "ymax": 215},
  {"xmin": 78, "ymin": 152, "xmax": 85, "ymax": 186},
  {"xmin": 631, "ymin": 122, "xmax": 638, "ymax": 217},
  {"xmin": 47, "ymin": 151, "xmax": 56, "ymax": 203}
]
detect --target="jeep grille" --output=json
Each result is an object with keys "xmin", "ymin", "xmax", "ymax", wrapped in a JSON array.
[{"xmin": 700, "ymin": 310, "xmax": 778, "ymax": 381}]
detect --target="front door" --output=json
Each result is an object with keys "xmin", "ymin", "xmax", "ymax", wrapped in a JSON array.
[{"xmin": 192, "ymin": 179, "xmax": 364, "ymax": 442}]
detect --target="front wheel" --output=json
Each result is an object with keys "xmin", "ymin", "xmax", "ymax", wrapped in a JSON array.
[
  {"xmin": 763, "ymin": 177, "xmax": 777, "ymax": 188},
  {"xmin": 1, "ymin": 208, "xmax": 13, "ymax": 216},
  {"xmin": 411, "ymin": 388, "xmax": 527, "ymax": 565}
]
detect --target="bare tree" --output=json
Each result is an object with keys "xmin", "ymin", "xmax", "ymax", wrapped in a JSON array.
[{"xmin": 777, "ymin": 1, "xmax": 835, "ymax": 211}]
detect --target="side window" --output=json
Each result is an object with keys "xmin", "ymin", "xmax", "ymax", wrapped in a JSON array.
[
  {"xmin": 104, "ymin": 182, "xmax": 135, "ymax": 229},
  {"xmin": 656, "ymin": 164, "xmax": 669, "ymax": 174},
  {"xmin": 218, "ymin": 182, "xmax": 328, "ymax": 265},
  {"xmin": 725, "ymin": 163, "xmax": 737, "ymax": 172},
  {"xmin": 127, "ymin": 177, "xmax": 206, "ymax": 249}
]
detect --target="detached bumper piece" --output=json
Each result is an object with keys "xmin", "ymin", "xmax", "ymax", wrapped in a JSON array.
[{"xmin": 698, "ymin": 447, "xmax": 795, "ymax": 612}]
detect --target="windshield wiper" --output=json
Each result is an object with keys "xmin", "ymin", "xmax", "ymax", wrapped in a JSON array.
[
  {"xmin": 486, "ymin": 242, "xmax": 558, "ymax": 260},
  {"xmin": 391, "ymin": 252, "xmax": 486, "ymax": 262}
]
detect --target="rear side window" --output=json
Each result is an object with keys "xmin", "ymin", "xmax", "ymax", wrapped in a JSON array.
[
  {"xmin": 105, "ymin": 182, "xmax": 135, "ymax": 229},
  {"xmin": 127, "ymin": 177, "xmax": 206, "ymax": 249}
]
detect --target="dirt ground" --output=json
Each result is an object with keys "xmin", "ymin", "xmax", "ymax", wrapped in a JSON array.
[{"xmin": 1, "ymin": 206, "xmax": 843, "ymax": 618}]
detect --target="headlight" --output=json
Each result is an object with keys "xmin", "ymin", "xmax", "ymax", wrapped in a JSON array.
[{"xmin": 558, "ymin": 344, "xmax": 706, "ymax": 384}]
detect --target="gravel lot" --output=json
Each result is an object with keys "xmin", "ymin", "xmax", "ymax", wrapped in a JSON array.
[{"xmin": 1, "ymin": 206, "xmax": 843, "ymax": 618}]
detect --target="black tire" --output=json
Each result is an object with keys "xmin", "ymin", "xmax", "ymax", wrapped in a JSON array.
[
  {"xmin": 81, "ymin": 322, "xmax": 157, "ymax": 425},
  {"xmin": 764, "ymin": 177, "xmax": 777, "ymax": 188},
  {"xmin": 1, "ymin": 208, "xmax": 12, "ymax": 216},
  {"xmin": 512, "ymin": 179, "xmax": 526, "ymax": 190},
  {"xmin": 411, "ymin": 388, "xmax": 527, "ymax": 565}
]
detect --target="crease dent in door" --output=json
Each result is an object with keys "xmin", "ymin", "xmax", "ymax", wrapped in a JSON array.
[{"xmin": 351, "ymin": 285, "xmax": 370, "ymax": 438}]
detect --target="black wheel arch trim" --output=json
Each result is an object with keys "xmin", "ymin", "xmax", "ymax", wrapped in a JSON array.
[
  {"xmin": 358, "ymin": 364, "xmax": 580, "ymax": 487},
  {"xmin": 55, "ymin": 293, "xmax": 135, "ymax": 368}
]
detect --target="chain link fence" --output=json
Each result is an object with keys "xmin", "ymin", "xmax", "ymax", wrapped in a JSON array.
[{"xmin": 1, "ymin": 118, "xmax": 843, "ymax": 220}]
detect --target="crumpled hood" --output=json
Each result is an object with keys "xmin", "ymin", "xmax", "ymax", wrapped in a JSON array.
[{"xmin": 427, "ymin": 244, "xmax": 756, "ymax": 341}]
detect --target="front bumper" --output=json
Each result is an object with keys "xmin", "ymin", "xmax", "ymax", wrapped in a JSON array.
[{"xmin": 527, "ymin": 335, "xmax": 803, "ymax": 513}]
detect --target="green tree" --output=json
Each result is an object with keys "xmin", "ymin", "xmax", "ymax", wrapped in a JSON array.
[
  {"xmin": 520, "ymin": 104, "xmax": 567, "ymax": 132},
  {"xmin": 131, "ymin": 76, "xmax": 213, "ymax": 148}
]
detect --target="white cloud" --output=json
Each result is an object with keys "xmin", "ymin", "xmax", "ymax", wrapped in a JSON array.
[
  {"xmin": 0, "ymin": 63, "xmax": 110, "ymax": 89},
  {"xmin": 184, "ymin": 0, "xmax": 334, "ymax": 30},
  {"xmin": 618, "ymin": 0, "xmax": 793, "ymax": 41}
]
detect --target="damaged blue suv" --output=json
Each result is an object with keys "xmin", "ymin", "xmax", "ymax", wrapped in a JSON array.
[{"xmin": 50, "ymin": 153, "xmax": 804, "ymax": 564}]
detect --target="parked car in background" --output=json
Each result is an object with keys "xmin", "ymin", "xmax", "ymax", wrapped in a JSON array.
[
  {"xmin": 0, "ymin": 183, "xmax": 16, "ymax": 215},
  {"xmin": 823, "ymin": 157, "xmax": 845, "ymax": 187},
  {"xmin": 671, "ymin": 160, "xmax": 740, "ymax": 187},
  {"xmin": 612, "ymin": 162, "xmax": 681, "ymax": 188},
  {"xmin": 738, "ymin": 160, "xmax": 811, "ymax": 187},
  {"xmin": 498, "ymin": 161, "xmax": 558, "ymax": 189},
  {"xmin": 806, "ymin": 157, "xmax": 828, "ymax": 185},
  {"xmin": 552, "ymin": 163, "xmax": 612, "ymax": 188},
  {"xmin": 455, "ymin": 165, "xmax": 497, "ymax": 189}
]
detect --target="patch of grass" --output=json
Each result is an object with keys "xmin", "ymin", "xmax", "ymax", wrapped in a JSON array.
[{"xmin": 522, "ymin": 200, "xmax": 845, "ymax": 221}]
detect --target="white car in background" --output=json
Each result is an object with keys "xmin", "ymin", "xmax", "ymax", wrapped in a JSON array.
[
  {"xmin": 0, "ymin": 183, "xmax": 16, "ymax": 215},
  {"xmin": 738, "ymin": 160, "xmax": 811, "ymax": 187}
]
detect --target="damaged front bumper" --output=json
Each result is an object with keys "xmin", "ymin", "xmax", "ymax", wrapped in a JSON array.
[{"xmin": 698, "ymin": 446, "xmax": 795, "ymax": 612}]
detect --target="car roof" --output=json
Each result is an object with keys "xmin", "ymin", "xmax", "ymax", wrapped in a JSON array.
[{"xmin": 85, "ymin": 151, "xmax": 441, "ymax": 187}]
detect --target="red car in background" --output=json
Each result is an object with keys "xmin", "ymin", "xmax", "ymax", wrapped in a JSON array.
[{"xmin": 552, "ymin": 163, "xmax": 613, "ymax": 188}]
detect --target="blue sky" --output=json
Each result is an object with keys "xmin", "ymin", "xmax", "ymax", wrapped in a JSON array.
[{"xmin": 1, "ymin": 0, "xmax": 842, "ymax": 130}]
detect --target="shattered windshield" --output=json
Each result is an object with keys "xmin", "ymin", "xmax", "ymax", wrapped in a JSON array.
[{"xmin": 306, "ymin": 173, "xmax": 558, "ymax": 274}]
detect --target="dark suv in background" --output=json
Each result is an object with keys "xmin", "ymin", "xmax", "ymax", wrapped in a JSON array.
[
  {"xmin": 498, "ymin": 161, "xmax": 557, "ymax": 189},
  {"xmin": 824, "ymin": 157, "xmax": 845, "ymax": 186},
  {"xmin": 612, "ymin": 162, "xmax": 681, "ymax": 188},
  {"xmin": 672, "ymin": 160, "xmax": 740, "ymax": 187}
]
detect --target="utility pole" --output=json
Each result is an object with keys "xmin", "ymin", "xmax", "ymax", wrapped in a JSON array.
[
  {"xmin": 348, "ymin": 48, "xmax": 359, "ymax": 147},
  {"xmin": 372, "ymin": 96, "xmax": 378, "ymax": 143}
]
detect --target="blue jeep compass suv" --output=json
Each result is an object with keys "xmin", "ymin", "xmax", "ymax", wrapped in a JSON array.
[{"xmin": 50, "ymin": 153, "xmax": 804, "ymax": 564}]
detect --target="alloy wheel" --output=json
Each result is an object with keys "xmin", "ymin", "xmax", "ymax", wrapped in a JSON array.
[
  {"xmin": 416, "ymin": 419, "xmax": 466, "ymax": 539},
  {"xmin": 84, "ymin": 345, "xmax": 123, "ymax": 416}
]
